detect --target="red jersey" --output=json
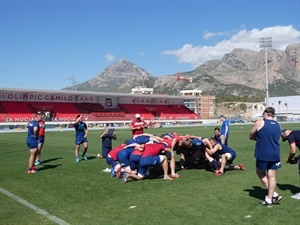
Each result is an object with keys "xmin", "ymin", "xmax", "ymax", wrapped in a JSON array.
[
  {"xmin": 142, "ymin": 143, "xmax": 167, "ymax": 158},
  {"xmin": 38, "ymin": 120, "xmax": 46, "ymax": 137},
  {"xmin": 130, "ymin": 119, "xmax": 147, "ymax": 136},
  {"xmin": 161, "ymin": 135, "xmax": 183, "ymax": 149},
  {"xmin": 109, "ymin": 144, "xmax": 126, "ymax": 160},
  {"xmin": 131, "ymin": 148, "xmax": 144, "ymax": 155}
]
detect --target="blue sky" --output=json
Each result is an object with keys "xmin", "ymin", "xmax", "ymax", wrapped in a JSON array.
[{"xmin": 1, "ymin": 0, "xmax": 300, "ymax": 90}]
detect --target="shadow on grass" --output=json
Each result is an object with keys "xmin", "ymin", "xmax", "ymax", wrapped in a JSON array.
[
  {"xmin": 38, "ymin": 164, "xmax": 63, "ymax": 171},
  {"xmin": 243, "ymin": 186, "xmax": 266, "ymax": 200},
  {"xmin": 277, "ymin": 183, "xmax": 300, "ymax": 194},
  {"xmin": 42, "ymin": 157, "xmax": 62, "ymax": 163},
  {"xmin": 87, "ymin": 156, "xmax": 97, "ymax": 160}
]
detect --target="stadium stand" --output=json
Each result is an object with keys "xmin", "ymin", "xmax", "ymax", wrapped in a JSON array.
[{"xmin": 0, "ymin": 100, "xmax": 200, "ymax": 122}]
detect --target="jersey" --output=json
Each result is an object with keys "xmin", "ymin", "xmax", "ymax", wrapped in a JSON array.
[
  {"xmin": 254, "ymin": 119, "xmax": 281, "ymax": 161},
  {"xmin": 142, "ymin": 143, "xmax": 167, "ymax": 158},
  {"xmin": 130, "ymin": 119, "xmax": 147, "ymax": 136},
  {"xmin": 109, "ymin": 144, "xmax": 126, "ymax": 161},
  {"xmin": 221, "ymin": 119, "xmax": 230, "ymax": 136},
  {"xmin": 127, "ymin": 135, "xmax": 151, "ymax": 145},
  {"xmin": 26, "ymin": 120, "xmax": 39, "ymax": 149},
  {"xmin": 286, "ymin": 130, "xmax": 300, "ymax": 150},
  {"xmin": 218, "ymin": 143, "xmax": 236, "ymax": 159},
  {"xmin": 74, "ymin": 121, "xmax": 87, "ymax": 139},
  {"xmin": 38, "ymin": 120, "xmax": 46, "ymax": 137},
  {"xmin": 27, "ymin": 120, "xmax": 39, "ymax": 138}
]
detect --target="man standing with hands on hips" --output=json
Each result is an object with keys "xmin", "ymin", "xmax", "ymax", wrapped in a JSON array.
[
  {"xmin": 130, "ymin": 114, "xmax": 148, "ymax": 137},
  {"xmin": 249, "ymin": 107, "xmax": 282, "ymax": 207}
]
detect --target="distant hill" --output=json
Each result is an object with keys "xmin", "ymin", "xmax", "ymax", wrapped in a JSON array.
[{"xmin": 64, "ymin": 43, "xmax": 300, "ymax": 98}]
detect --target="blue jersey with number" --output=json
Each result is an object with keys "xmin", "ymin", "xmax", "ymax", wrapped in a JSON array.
[{"xmin": 254, "ymin": 119, "xmax": 281, "ymax": 161}]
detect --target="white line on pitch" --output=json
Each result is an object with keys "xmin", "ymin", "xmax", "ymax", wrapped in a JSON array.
[{"xmin": 0, "ymin": 187, "xmax": 70, "ymax": 225}]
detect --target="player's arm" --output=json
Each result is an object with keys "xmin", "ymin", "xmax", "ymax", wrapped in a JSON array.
[
  {"xmin": 74, "ymin": 114, "xmax": 82, "ymax": 124},
  {"xmin": 205, "ymin": 143, "xmax": 219, "ymax": 156},
  {"xmin": 130, "ymin": 123, "xmax": 140, "ymax": 131},
  {"xmin": 112, "ymin": 132, "xmax": 116, "ymax": 140},
  {"xmin": 249, "ymin": 119, "xmax": 263, "ymax": 141},
  {"xmin": 33, "ymin": 125, "xmax": 39, "ymax": 138},
  {"xmin": 25, "ymin": 123, "xmax": 29, "ymax": 132},
  {"xmin": 285, "ymin": 142, "xmax": 297, "ymax": 163},
  {"xmin": 84, "ymin": 124, "xmax": 88, "ymax": 138}
]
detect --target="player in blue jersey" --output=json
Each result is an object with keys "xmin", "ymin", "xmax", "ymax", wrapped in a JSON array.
[
  {"xmin": 220, "ymin": 115, "xmax": 230, "ymax": 146},
  {"xmin": 74, "ymin": 114, "xmax": 89, "ymax": 163},
  {"xmin": 281, "ymin": 129, "xmax": 300, "ymax": 200},
  {"xmin": 206, "ymin": 137, "xmax": 245, "ymax": 176},
  {"xmin": 213, "ymin": 127, "xmax": 222, "ymax": 143},
  {"xmin": 25, "ymin": 113, "xmax": 42, "ymax": 174},
  {"xmin": 249, "ymin": 107, "xmax": 282, "ymax": 207}
]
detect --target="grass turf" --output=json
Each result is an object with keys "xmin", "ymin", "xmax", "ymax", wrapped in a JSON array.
[{"xmin": 0, "ymin": 123, "xmax": 300, "ymax": 225}]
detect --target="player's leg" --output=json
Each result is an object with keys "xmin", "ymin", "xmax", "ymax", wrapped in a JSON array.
[
  {"xmin": 81, "ymin": 141, "xmax": 88, "ymax": 160},
  {"xmin": 75, "ymin": 144, "xmax": 80, "ymax": 162},
  {"xmin": 28, "ymin": 148, "xmax": 38, "ymax": 173},
  {"xmin": 35, "ymin": 141, "xmax": 43, "ymax": 165}
]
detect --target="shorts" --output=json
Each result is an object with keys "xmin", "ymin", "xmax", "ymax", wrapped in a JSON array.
[
  {"xmin": 138, "ymin": 155, "xmax": 164, "ymax": 175},
  {"xmin": 106, "ymin": 156, "xmax": 118, "ymax": 167},
  {"xmin": 129, "ymin": 154, "xmax": 142, "ymax": 170},
  {"xmin": 75, "ymin": 138, "xmax": 88, "ymax": 145},
  {"xmin": 256, "ymin": 159, "xmax": 281, "ymax": 171},
  {"xmin": 161, "ymin": 151, "xmax": 172, "ymax": 160},
  {"xmin": 38, "ymin": 136, "xmax": 45, "ymax": 144},
  {"xmin": 27, "ymin": 138, "xmax": 38, "ymax": 149}
]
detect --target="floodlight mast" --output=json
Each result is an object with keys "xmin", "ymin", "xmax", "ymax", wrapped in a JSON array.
[{"xmin": 259, "ymin": 37, "xmax": 272, "ymax": 107}]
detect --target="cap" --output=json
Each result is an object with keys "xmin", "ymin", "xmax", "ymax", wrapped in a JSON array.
[
  {"xmin": 135, "ymin": 114, "xmax": 141, "ymax": 118},
  {"xmin": 281, "ymin": 129, "xmax": 287, "ymax": 142}
]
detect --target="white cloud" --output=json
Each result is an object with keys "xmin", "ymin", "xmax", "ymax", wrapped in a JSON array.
[
  {"xmin": 162, "ymin": 25, "xmax": 300, "ymax": 68},
  {"xmin": 203, "ymin": 31, "xmax": 228, "ymax": 39},
  {"xmin": 105, "ymin": 53, "xmax": 115, "ymax": 62}
]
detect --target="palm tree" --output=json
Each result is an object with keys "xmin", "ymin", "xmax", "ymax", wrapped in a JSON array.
[{"xmin": 284, "ymin": 102, "xmax": 288, "ymax": 114}]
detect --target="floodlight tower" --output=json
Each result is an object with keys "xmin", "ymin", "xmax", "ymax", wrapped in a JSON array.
[{"xmin": 259, "ymin": 37, "xmax": 272, "ymax": 107}]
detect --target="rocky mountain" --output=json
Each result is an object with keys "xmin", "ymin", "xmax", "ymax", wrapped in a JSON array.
[{"xmin": 65, "ymin": 43, "xmax": 300, "ymax": 98}]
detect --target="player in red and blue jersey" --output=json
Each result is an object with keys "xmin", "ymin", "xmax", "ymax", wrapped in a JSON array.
[
  {"xmin": 74, "ymin": 114, "xmax": 88, "ymax": 163},
  {"xmin": 25, "ymin": 113, "xmax": 42, "ymax": 174},
  {"xmin": 35, "ymin": 112, "xmax": 46, "ymax": 165},
  {"xmin": 124, "ymin": 143, "xmax": 173, "ymax": 182},
  {"xmin": 106, "ymin": 141, "xmax": 128, "ymax": 177}
]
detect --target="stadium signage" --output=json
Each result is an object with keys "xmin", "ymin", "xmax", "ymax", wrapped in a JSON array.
[
  {"xmin": 1, "ymin": 93, "xmax": 96, "ymax": 103},
  {"xmin": 132, "ymin": 98, "xmax": 167, "ymax": 104}
]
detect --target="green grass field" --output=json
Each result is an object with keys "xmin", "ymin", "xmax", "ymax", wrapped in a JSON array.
[{"xmin": 1, "ymin": 123, "xmax": 300, "ymax": 225}]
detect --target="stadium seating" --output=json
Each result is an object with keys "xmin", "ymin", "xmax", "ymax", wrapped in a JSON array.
[
  {"xmin": 0, "ymin": 101, "xmax": 200, "ymax": 122},
  {"xmin": 170, "ymin": 104, "xmax": 201, "ymax": 119}
]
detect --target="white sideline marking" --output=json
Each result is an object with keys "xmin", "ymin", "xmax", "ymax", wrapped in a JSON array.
[{"xmin": 0, "ymin": 187, "xmax": 70, "ymax": 225}]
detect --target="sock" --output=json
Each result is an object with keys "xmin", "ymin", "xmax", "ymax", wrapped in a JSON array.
[
  {"xmin": 180, "ymin": 159, "xmax": 185, "ymax": 169},
  {"xmin": 273, "ymin": 192, "xmax": 278, "ymax": 198},
  {"xmin": 265, "ymin": 196, "xmax": 272, "ymax": 203},
  {"xmin": 210, "ymin": 159, "xmax": 220, "ymax": 170}
]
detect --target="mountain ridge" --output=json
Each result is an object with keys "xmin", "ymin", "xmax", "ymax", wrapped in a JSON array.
[{"xmin": 64, "ymin": 43, "xmax": 300, "ymax": 98}]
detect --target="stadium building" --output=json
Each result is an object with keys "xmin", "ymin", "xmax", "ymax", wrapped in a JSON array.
[{"xmin": 0, "ymin": 88, "xmax": 202, "ymax": 129}]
